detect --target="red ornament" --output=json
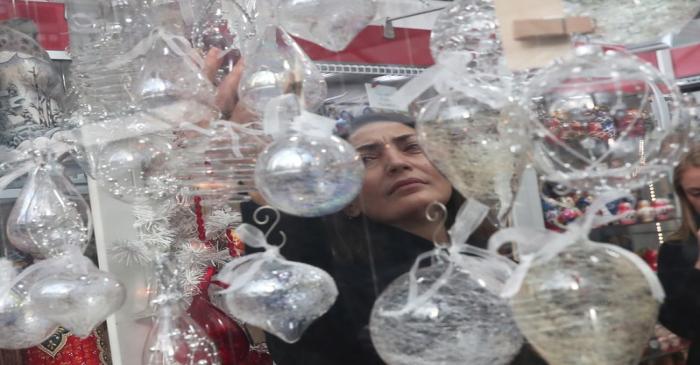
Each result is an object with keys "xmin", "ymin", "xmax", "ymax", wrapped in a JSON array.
[
  {"xmin": 25, "ymin": 327, "xmax": 109, "ymax": 365},
  {"xmin": 188, "ymin": 268, "xmax": 250, "ymax": 365},
  {"xmin": 641, "ymin": 249, "xmax": 659, "ymax": 272}
]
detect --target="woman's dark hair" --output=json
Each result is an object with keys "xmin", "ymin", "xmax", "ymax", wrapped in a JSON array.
[{"xmin": 325, "ymin": 112, "xmax": 496, "ymax": 264}]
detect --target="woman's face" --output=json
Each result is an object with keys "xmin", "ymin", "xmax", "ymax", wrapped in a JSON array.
[
  {"xmin": 681, "ymin": 166, "xmax": 700, "ymax": 213},
  {"xmin": 348, "ymin": 121, "xmax": 452, "ymax": 225}
]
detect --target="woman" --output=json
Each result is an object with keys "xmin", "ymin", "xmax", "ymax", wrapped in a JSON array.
[
  {"xmin": 206, "ymin": 51, "xmax": 544, "ymax": 365},
  {"xmin": 658, "ymin": 145, "xmax": 700, "ymax": 364}
]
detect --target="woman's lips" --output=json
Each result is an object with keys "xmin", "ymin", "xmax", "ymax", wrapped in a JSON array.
[{"xmin": 388, "ymin": 178, "xmax": 426, "ymax": 195}]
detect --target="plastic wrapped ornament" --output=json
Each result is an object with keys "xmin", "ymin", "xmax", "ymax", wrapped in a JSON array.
[
  {"xmin": 254, "ymin": 127, "xmax": 364, "ymax": 217},
  {"xmin": 0, "ymin": 24, "xmax": 64, "ymax": 148},
  {"xmin": 238, "ymin": 26, "xmax": 327, "ymax": 115},
  {"xmin": 0, "ymin": 259, "xmax": 58, "ymax": 349},
  {"xmin": 216, "ymin": 220, "xmax": 338, "ymax": 343},
  {"xmin": 417, "ymin": 87, "xmax": 527, "ymax": 223},
  {"xmin": 277, "ymin": 0, "xmax": 376, "ymax": 52},
  {"xmin": 563, "ymin": 0, "xmax": 700, "ymax": 46},
  {"xmin": 522, "ymin": 45, "xmax": 686, "ymax": 192},
  {"xmin": 29, "ymin": 253, "xmax": 127, "ymax": 338},
  {"xmin": 169, "ymin": 120, "xmax": 268, "ymax": 207},
  {"xmin": 143, "ymin": 301, "xmax": 221, "ymax": 365},
  {"xmin": 370, "ymin": 201, "xmax": 522, "ymax": 365},
  {"xmin": 510, "ymin": 240, "xmax": 660, "ymax": 365},
  {"xmin": 429, "ymin": 0, "xmax": 503, "ymax": 76},
  {"xmin": 6, "ymin": 161, "xmax": 92, "ymax": 259},
  {"xmin": 92, "ymin": 127, "xmax": 178, "ymax": 203}
]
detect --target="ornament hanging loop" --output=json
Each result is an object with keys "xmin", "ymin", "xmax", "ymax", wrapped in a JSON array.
[{"xmin": 253, "ymin": 205, "xmax": 287, "ymax": 247}]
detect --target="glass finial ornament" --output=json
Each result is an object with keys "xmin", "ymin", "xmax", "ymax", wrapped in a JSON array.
[
  {"xmin": 255, "ymin": 110, "xmax": 364, "ymax": 217},
  {"xmin": 562, "ymin": 0, "xmax": 700, "ymax": 46},
  {"xmin": 0, "ymin": 24, "xmax": 64, "ymax": 148},
  {"xmin": 215, "ymin": 208, "xmax": 339, "ymax": 343},
  {"xmin": 28, "ymin": 251, "xmax": 127, "ymax": 338},
  {"xmin": 6, "ymin": 159, "xmax": 92, "ymax": 259},
  {"xmin": 370, "ymin": 201, "xmax": 523, "ymax": 365},
  {"xmin": 489, "ymin": 192, "xmax": 665, "ymax": 365},
  {"xmin": 92, "ymin": 124, "xmax": 178, "ymax": 203},
  {"xmin": 0, "ymin": 258, "xmax": 58, "ymax": 349},
  {"xmin": 237, "ymin": 25, "xmax": 328, "ymax": 116},
  {"xmin": 416, "ymin": 81, "xmax": 528, "ymax": 224},
  {"xmin": 429, "ymin": 0, "xmax": 503, "ymax": 76},
  {"xmin": 277, "ymin": 0, "xmax": 376, "ymax": 52},
  {"xmin": 522, "ymin": 45, "xmax": 686, "ymax": 192}
]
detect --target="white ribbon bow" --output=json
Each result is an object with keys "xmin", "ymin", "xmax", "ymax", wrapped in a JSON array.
[
  {"xmin": 263, "ymin": 94, "xmax": 336, "ymax": 139},
  {"xmin": 488, "ymin": 190, "xmax": 665, "ymax": 302},
  {"xmin": 0, "ymin": 137, "xmax": 72, "ymax": 194}
]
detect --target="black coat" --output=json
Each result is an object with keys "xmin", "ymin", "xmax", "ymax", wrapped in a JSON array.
[
  {"xmin": 658, "ymin": 236, "xmax": 700, "ymax": 364},
  {"xmin": 241, "ymin": 202, "xmax": 545, "ymax": 365}
]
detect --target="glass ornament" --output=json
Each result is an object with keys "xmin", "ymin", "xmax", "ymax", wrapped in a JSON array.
[
  {"xmin": 188, "ymin": 284, "xmax": 250, "ymax": 364},
  {"xmin": 92, "ymin": 127, "xmax": 178, "ymax": 203},
  {"xmin": 169, "ymin": 120, "xmax": 268, "ymax": 208},
  {"xmin": 0, "ymin": 260, "xmax": 58, "ymax": 349},
  {"xmin": 216, "ymin": 221, "xmax": 339, "ymax": 344},
  {"xmin": 510, "ymin": 240, "xmax": 660, "ymax": 365},
  {"xmin": 562, "ymin": 0, "xmax": 700, "ymax": 46},
  {"xmin": 237, "ymin": 26, "xmax": 327, "ymax": 116},
  {"xmin": 416, "ymin": 87, "xmax": 528, "ymax": 223},
  {"xmin": 277, "ymin": 0, "xmax": 376, "ymax": 52},
  {"xmin": 254, "ymin": 133, "xmax": 364, "ymax": 217},
  {"xmin": 429, "ymin": 0, "xmax": 504, "ymax": 76},
  {"xmin": 0, "ymin": 24, "xmax": 64, "ymax": 148},
  {"xmin": 29, "ymin": 254, "xmax": 127, "ymax": 338},
  {"xmin": 522, "ymin": 45, "xmax": 686, "ymax": 192},
  {"xmin": 143, "ymin": 302, "xmax": 221, "ymax": 365},
  {"xmin": 6, "ymin": 162, "xmax": 92, "ymax": 259},
  {"xmin": 370, "ymin": 261, "xmax": 522, "ymax": 365}
]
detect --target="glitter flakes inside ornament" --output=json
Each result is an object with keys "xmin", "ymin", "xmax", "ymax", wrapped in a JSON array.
[{"xmin": 255, "ymin": 133, "xmax": 363, "ymax": 217}]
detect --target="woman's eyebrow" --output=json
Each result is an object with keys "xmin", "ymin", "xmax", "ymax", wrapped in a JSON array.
[
  {"xmin": 391, "ymin": 134, "xmax": 416, "ymax": 144},
  {"xmin": 355, "ymin": 142, "xmax": 383, "ymax": 153}
]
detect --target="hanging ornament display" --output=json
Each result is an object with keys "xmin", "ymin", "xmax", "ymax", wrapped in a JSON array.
[
  {"xmin": 29, "ymin": 252, "xmax": 127, "ymax": 338},
  {"xmin": 5, "ymin": 160, "xmax": 92, "ymax": 259},
  {"xmin": 562, "ymin": 0, "xmax": 700, "ymax": 46},
  {"xmin": 169, "ymin": 120, "xmax": 268, "ymax": 208},
  {"xmin": 188, "ymin": 268, "xmax": 250, "ymax": 365},
  {"xmin": 416, "ymin": 86, "xmax": 528, "ymax": 224},
  {"xmin": 255, "ymin": 108, "xmax": 364, "ymax": 217},
  {"xmin": 429, "ymin": 0, "xmax": 504, "ymax": 76},
  {"xmin": 370, "ymin": 200, "xmax": 522, "ymax": 365},
  {"xmin": 0, "ymin": 24, "xmax": 64, "ymax": 148},
  {"xmin": 237, "ymin": 26, "xmax": 327, "ymax": 115},
  {"xmin": 489, "ymin": 191, "xmax": 665, "ymax": 365},
  {"xmin": 215, "ymin": 207, "xmax": 338, "ymax": 343},
  {"xmin": 0, "ymin": 258, "xmax": 58, "ymax": 349},
  {"xmin": 276, "ymin": 0, "xmax": 376, "ymax": 52},
  {"xmin": 521, "ymin": 45, "xmax": 686, "ymax": 192}
]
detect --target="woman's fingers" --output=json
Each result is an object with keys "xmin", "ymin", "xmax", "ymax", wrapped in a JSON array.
[
  {"xmin": 216, "ymin": 58, "xmax": 246, "ymax": 118},
  {"xmin": 203, "ymin": 48, "xmax": 223, "ymax": 83}
]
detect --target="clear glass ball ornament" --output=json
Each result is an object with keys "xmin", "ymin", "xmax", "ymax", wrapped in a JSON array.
[
  {"xmin": 563, "ymin": 0, "xmax": 700, "ymax": 46},
  {"xmin": 417, "ymin": 87, "xmax": 528, "ymax": 223},
  {"xmin": 92, "ymin": 128, "xmax": 178, "ymax": 203},
  {"xmin": 522, "ymin": 45, "xmax": 686, "ymax": 192},
  {"xmin": 143, "ymin": 302, "xmax": 221, "ymax": 365},
  {"xmin": 511, "ymin": 240, "xmax": 660, "ymax": 365},
  {"xmin": 237, "ymin": 26, "xmax": 327, "ymax": 116},
  {"xmin": 277, "ymin": 0, "xmax": 377, "ymax": 52},
  {"xmin": 370, "ymin": 262, "xmax": 523, "ymax": 365},
  {"xmin": 6, "ymin": 162, "xmax": 92, "ymax": 259},
  {"xmin": 29, "ymin": 256, "xmax": 127, "ymax": 338},
  {"xmin": 254, "ymin": 133, "xmax": 364, "ymax": 217},
  {"xmin": 429, "ymin": 0, "xmax": 503, "ymax": 76},
  {"xmin": 221, "ymin": 258, "xmax": 338, "ymax": 344},
  {"xmin": 0, "ymin": 263, "xmax": 57, "ymax": 349}
]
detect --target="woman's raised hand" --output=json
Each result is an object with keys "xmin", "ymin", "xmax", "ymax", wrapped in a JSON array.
[{"xmin": 202, "ymin": 48, "xmax": 255, "ymax": 123}]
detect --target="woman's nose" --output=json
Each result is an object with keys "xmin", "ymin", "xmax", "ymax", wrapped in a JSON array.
[{"xmin": 383, "ymin": 147, "xmax": 411, "ymax": 173}]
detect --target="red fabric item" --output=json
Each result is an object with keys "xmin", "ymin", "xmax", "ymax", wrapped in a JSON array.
[
  {"xmin": 25, "ymin": 327, "xmax": 109, "ymax": 365},
  {"xmin": 0, "ymin": 1, "xmax": 70, "ymax": 51}
]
